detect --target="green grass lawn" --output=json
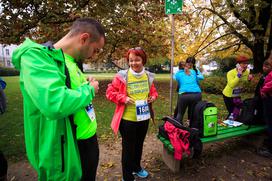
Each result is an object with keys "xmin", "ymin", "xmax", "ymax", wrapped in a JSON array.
[
  {"xmin": 0, "ymin": 74, "xmax": 253, "ymax": 160},
  {"xmin": 0, "ymin": 76, "xmax": 24, "ymax": 160}
]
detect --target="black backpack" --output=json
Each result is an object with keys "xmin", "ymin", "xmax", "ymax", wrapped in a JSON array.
[
  {"xmin": 191, "ymin": 101, "xmax": 217, "ymax": 137},
  {"xmin": 236, "ymin": 97, "xmax": 264, "ymax": 125}
]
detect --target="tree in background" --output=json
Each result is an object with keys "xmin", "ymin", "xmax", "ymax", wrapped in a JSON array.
[
  {"xmin": 185, "ymin": 0, "xmax": 272, "ymax": 72},
  {"xmin": 0, "ymin": 0, "xmax": 271, "ymax": 72},
  {"xmin": 0, "ymin": 0, "xmax": 169, "ymax": 67}
]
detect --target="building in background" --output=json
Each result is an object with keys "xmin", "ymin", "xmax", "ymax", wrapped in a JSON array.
[{"xmin": 0, "ymin": 44, "xmax": 18, "ymax": 67}]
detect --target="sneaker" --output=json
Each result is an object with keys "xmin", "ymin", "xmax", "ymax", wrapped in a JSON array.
[
  {"xmin": 133, "ymin": 168, "xmax": 149, "ymax": 178},
  {"xmin": 257, "ymin": 147, "xmax": 272, "ymax": 159}
]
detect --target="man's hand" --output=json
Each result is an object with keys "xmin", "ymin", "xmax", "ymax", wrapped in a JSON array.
[
  {"xmin": 87, "ymin": 76, "xmax": 99, "ymax": 93},
  {"xmin": 89, "ymin": 79, "xmax": 99, "ymax": 93},
  {"xmin": 86, "ymin": 76, "xmax": 95, "ymax": 82}
]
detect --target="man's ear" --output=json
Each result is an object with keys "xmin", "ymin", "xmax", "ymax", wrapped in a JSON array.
[{"xmin": 80, "ymin": 33, "xmax": 91, "ymax": 44}]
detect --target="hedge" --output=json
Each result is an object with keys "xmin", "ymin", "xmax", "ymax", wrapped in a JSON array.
[
  {"xmin": 200, "ymin": 74, "xmax": 260, "ymax": 94},
  {"xmin": 0, "ymin": 67, "xmax": 19, "ymax": 76}
]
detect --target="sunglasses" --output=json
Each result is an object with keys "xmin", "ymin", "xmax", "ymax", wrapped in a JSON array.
[{"xmin": 129, "ymin": 47, "xmax": 143, "ymax": 51}]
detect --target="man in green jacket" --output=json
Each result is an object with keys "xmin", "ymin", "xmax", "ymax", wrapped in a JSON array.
[
  {"xmin": 12, "ymin": 18, "xmax": 105, "ymax": 181},
  {"xmin": 57, "ymin": 18, "xmax": 104, "ymax": 181}
]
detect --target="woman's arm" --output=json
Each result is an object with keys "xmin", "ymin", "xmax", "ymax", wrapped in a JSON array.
[
  {"xmin": 106, "ymin": 75, "xmax": 127, "ymax": 104},
  {"xmin": 196, "ymin": 69, "xmax": 204, "ymax": 80}
]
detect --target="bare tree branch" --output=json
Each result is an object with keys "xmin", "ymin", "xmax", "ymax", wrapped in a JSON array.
[
  {"xmin": 234, "ymin": 43, "xmax": 241, "ymax": 53},
  {"xmin": 213, "ymin": 42, "xmax": 242, "ymax": 52},
  {"xmin": 194, "ymin": 32, "xmax": 233, "ymax": 56},
  {"xmin": 245, "ymin": 0, "xmax": 256, "ymax": 27},
  {"xmin": 226, "ymin": 0, "xmax": 253, "ymax": 29},
  {"xmin": 194, "ymin": 23, "xmax": 226, "ymax": 55},
  {"xmin": 198, "ymin": 7, "xmax": 254, "ymax": 50}
]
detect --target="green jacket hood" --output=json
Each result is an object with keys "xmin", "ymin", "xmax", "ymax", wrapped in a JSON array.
[{"xmin": 12, "ymin": 38, "xmax": 64, "ymax": 70}]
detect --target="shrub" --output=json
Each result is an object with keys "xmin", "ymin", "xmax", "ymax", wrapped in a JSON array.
[
  {"xmin": 0, "ymin": 67, "xmax": 19, "ymax": 76},
  {"xmin": 217, "ymin": 57, "xmax": 237, "ymax": 73},
  {"xmin": 200, "ymin": 76, "xmax": 226, "ymax": 94},
  {"xmin": 241, "ymin": 73, "xmax": 261, "ymax": 93},
  {"xmin": 211, "ymin": 69, "xmax": 226, "ymax": 77},
  {"xmin": 200, "ymin": 74, "xmax": 260, "ymax": 94}
]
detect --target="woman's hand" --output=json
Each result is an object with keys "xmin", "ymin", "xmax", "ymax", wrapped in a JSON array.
[
  {"xmin": 147, "ymin": 96, "xmax": 155, "ymax": 103},
  {"xmin": 237, "ymin": 66, "xmax": 244, "ymax": 75},
  {"xmin": 125, "ymin": 97, "xmax": 134, "ymax": 104},
  {"xmin": 260, "ymin": 92, "xmax": 267, "ymax": 98},
  {"xmin": 248, "ymin": 74, "xmax": 253, "ymax": 81}
]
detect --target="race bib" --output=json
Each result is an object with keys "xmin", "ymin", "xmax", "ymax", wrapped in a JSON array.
[
  {"xmin": 85, "ymin": 104, "xmax": 96, "ymax": 122},
  {"xmin": 232, "ymin": 87, "xmax": 241, "ymax": 97},
  {"xmin": 135, "ymin": 100, "xmax": 150, "ymax": 121}
]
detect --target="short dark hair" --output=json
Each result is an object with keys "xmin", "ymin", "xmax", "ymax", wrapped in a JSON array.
[
  {"xmin": 186, "ymin": 57, "xmax": 196, "ymax": 64},
  {"xmin": 178, "ymin": 61, "xmax": 185, "ymax": 70},
  {"xmin": 69, "ymin": 18, "xmax": 105, "ymax": 42}
]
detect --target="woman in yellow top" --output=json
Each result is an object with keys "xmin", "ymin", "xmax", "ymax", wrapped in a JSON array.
[
  {"xmin": 106, "ymin": 47, "xmax": 158, "ymax": 181},
  {"xmin": 222, "ymin": 56, "xmax": 253, "ymax": 119}
]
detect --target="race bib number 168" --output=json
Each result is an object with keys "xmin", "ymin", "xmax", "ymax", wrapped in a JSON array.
[{"xmin": 135, "ymin": 100, "xmax": 151, "ymax": 121}]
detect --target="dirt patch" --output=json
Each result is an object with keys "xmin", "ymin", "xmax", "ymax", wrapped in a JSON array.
[{"xmin": 7, "ymin": 133, "xmax": 272, "ymax": 181}]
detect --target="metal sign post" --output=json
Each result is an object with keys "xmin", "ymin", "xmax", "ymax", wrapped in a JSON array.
[
  {"xmin": 165, "ymin": 0, "xmax": 183, "ymax": 115},
  {"xmin": 169, "ymin": 14, "xmax": 175, "ymax": 115}
]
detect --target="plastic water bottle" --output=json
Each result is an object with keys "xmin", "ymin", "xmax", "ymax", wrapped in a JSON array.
[{"xmin": 228, "ymin": 113, "xmax": 234, "ymax": 125}]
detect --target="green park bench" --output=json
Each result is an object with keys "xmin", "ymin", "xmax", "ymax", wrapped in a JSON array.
[{"xmin": 158, "ymin": 123, "xmax": 267, "ymax": 172}]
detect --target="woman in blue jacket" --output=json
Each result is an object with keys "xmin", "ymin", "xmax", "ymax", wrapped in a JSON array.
[{"xmin": 174, "ymin": 57, "xmax": 204, "ymax": 126}]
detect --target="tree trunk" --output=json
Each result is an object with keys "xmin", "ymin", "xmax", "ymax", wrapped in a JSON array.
[
  {"xmin": 252, "ymin": 37, "xmax": 265, "ymax": 73},
  {"xmin": 265, "ymin": 20, "xmax": 272, "ymax": 59}
]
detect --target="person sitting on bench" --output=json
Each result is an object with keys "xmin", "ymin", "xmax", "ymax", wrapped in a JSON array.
[{"xmin": 174, "ymin": 57, "xmax": 204, "ymax": 126}]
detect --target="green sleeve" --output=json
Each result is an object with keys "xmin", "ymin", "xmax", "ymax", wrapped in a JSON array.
[{"xmin": 21, "ymin": 48, "xmax": 95, "ymax": 119}]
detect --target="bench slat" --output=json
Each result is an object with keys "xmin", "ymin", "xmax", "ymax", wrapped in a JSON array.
[
  {"xmin": 201, "ymin": 125, "xmax": 266, "ymax": 143},
  {"xmin": 158, "ymin": 124, "xmax": 266, "ymax": 151}
]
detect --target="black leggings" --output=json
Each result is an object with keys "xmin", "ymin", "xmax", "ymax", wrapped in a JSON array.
[
  {"xmin": 119, "ymin": 119, "xmax": 149, "ymax": 181},
  {"xmin": 175, "ymin": 93, "xmax": 202, "ymax": 125},
  {"xmin": 77, "ymin": 134, "xmax": 99, "ymax": 181},
  {"xmin": 223, "ymin": 94, "xmax": 234, "ymax": 119}
]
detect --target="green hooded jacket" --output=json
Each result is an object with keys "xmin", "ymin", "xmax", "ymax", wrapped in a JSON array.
[{"xmin": 12, "ymin": 38, "xmax": 95, "ymax": 180}]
